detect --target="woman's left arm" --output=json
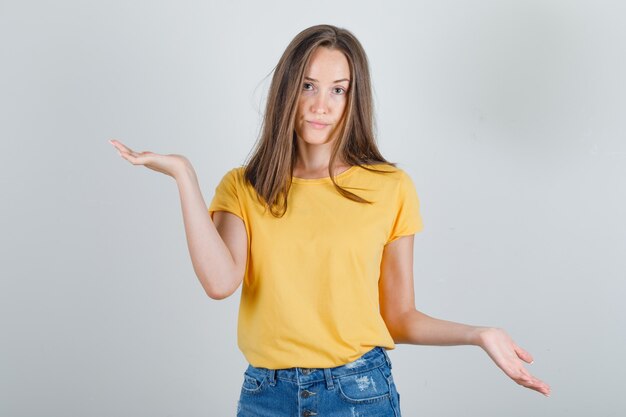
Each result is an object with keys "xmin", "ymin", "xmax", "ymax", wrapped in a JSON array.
[{"xmin": 379, "ymin": 235, "xmax": 551, "ymax": 397}]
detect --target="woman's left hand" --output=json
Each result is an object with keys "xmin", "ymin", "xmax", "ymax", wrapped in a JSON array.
[{"xmin": 475, "ymin": 327, "xmax": 551, "ymax": 397}]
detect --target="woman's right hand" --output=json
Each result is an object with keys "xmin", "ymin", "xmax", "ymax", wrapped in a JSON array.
[{"xmin": 109, "ymin": 139, "xmax": 191, "ymax": 180}]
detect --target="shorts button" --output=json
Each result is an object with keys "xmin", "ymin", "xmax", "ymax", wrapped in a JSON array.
[
  {"xmin": 302, "ymin": 411, "xmax": 318, "ymax": 417},
  {"xmin": 301, "ymin": 368, "xmax": 314, "ymax": 375},
  {"xmin": 300, "ymin": 389, "xmax": 316, "ymax": 398}
]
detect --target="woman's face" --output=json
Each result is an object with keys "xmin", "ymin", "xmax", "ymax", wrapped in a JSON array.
[{"xmin": 294, "ymin": 47, "xmax": 351, "ymax": 146}]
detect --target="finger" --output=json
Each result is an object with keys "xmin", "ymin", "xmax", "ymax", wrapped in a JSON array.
[
  {"xmin": 123, "ymin": 153, "xmax": 146, "ymax": 165},
  {"xmin": 527, "ymin": 379, "xmax": 551, "ymax": 397},
  {"xmin": 522, "ymin": 380, "xmax": 549, "ymax": 396},
  {"xmin": 515, "ymin": 370, "xmax": 551, "ymax": 396},
  {"xmin": 514, "ymin": 344, "xmax": 534, "ymax": 364},
  {"xmin": 522, "ymin": 370, "xmax": 550, "ymax": 394},
  {"xmin": 109, "ymin": 139, "xmax": 124, "ymax": 151},
  {"xmin": 109, "ymin": 139, "xmax": 136, "ymax": 155},
  {"xmin": 514, "ymin": 368, "xmax": 534, "ymax": 385},
  {"xmin": 119, "ymin": 148, "xmax": 141, "ymax": 159}
]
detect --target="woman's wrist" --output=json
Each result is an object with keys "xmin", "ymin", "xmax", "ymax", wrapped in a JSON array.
[
  {"xmin": 173, "ymin": 158, "xmax": 196, "ymax": 183},
  {"xmin": 468, "ymin": 326, "xmax": 498, "ymax": 347}
]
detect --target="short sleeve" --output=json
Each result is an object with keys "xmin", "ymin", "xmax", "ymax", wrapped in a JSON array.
[
  {"xmin": 208, "ymin": 168, "xmax": 244, "ymax": 221},
  {"xmin": 386, "ymin": 170, "xmax": 424, "ymax": 244}
]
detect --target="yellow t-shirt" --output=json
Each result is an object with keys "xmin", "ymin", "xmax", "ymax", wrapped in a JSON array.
[{"xmin": 208, "ymin": 163, "xmax": 424, "ymax": 369}]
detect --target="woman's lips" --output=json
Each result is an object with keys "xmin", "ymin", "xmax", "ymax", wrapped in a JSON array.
[{"xmin": 307, "ymin": 121, "xmax": 329, "ymax": 129}]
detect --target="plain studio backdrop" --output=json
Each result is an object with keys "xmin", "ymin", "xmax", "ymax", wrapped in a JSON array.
[{"xmin": 1, "ymin": 0, "xmax": 624, "ymax": 416}]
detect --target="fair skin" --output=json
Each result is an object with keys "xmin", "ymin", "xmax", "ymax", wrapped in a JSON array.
[
  {"xmin": 108, "ymin": 45, "xmax": 550, "ymax": 397},
  {"xmin": 380, "ymin": 235, "xmax": 551, "ymax": 396},
  {"xmin": 292, "ymin": 46, "xmax": 351, "ymax": 178}
]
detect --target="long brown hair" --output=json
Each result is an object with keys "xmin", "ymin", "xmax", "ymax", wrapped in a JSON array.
[{"xmin": 244, "ymin": 24, "xmax": 398, "ymax": 217}]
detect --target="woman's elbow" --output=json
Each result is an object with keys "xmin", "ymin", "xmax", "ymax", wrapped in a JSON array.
[{"xmin": 203, "ymin": 273, "xmax": 242, "ymax": 300}]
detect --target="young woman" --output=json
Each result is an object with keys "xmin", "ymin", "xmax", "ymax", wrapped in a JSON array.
[{"xmin": 109, "ymin": 24, "xmax": 550, "ymax": 416}]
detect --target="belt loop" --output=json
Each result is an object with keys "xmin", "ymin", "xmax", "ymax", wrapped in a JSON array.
[
  {"xmin": 380, "ymin": 347, "xmax": 392, "ymax": 369},
  {"xmin": 268, "ymin": 369, "xmax": 276, "ymax": 386},
  {"xmin": 324, "ymin": 368, "xmax": 334, "ymax": 390}
]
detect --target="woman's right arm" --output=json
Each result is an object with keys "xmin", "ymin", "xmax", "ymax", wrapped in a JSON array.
[
  {"xmin": 109, "ymin": 139, "xmax": 247, "ymax": 300},
  {"xmin": 175, "ymin": 165, "xmax": 247, "ymax": 300}
]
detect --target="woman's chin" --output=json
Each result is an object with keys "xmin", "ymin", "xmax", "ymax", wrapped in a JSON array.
[
  {"xmin": 305, "ymin": 138, "xmax": 335, "ymax": 146},
  {"xmin": 297, "ymin": 134, "xmax": 337, "ymax": 146}
]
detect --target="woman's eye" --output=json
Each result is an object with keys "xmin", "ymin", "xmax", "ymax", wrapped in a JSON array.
[
  {"xmin": 303, "ymin": 83, "xmax": 314, "ymax": 90},
  {"xmin": 334, "ymin": 87, "xmax": 346, "ymax": 94}
]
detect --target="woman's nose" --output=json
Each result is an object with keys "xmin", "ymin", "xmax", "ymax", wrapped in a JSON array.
[{"xmin": 311, "ymin": 93, "xmax": 328, "ymax": 114}]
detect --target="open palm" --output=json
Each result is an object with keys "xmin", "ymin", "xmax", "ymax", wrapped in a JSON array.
[
  {"xmin": 479, "ymin": 327, "xmax": 551, "ymax": 396},
  {"xmin": 109, "ymin": 139, "xmax": 190, "ymax": 179}
]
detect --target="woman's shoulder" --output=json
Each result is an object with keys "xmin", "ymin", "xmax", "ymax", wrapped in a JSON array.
[
  {"xmin": 213, "ymin": 166, "xmax": 249, "ymax": 192},
  {"xmin": 221, "ymin": 165, "xmax": 246, "ymax": 180},
  {"xmin": 357, "ymin": 162, "xmax": 411, "ymax": 180}
]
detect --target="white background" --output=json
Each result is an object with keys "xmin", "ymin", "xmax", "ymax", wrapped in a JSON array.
[{"xmin": 1, "ymin": 0, "xmax": 624, "ymax": 415}]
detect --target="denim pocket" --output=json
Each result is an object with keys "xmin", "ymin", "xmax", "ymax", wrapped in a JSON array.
[
  {"xmin": 241, "ymin": 367, "xmax": 268, "ymax": 395},
  {"xmin": 336, "ymin": 365, "xmax": 391, "ymax": 404}
]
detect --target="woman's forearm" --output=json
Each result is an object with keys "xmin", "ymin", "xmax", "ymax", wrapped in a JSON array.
[
  {"xmin": 389, "ymin": 309, "xmax": 490, "ymax": 347},
  {"xmin": 175, "ymin": 164, "xmax": 238, "ymax": 299}
]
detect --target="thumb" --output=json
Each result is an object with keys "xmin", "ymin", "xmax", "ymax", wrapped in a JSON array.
[{"xmin": 514, "ymin": 344, "xmax": 535, "ymax": 364}]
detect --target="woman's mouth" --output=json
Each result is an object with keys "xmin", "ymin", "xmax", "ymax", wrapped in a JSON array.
[{"xmin": 307, "ymin": 121, "xmax": 329, "ymax": 129}]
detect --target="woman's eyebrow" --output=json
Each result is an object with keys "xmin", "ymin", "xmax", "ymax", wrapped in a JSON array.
[{"xmin": 304, "ymin": 76, "xmax": 350, "ymax": 83}]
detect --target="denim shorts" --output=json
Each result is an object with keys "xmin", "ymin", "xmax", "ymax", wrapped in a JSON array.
[{"xmin": 236, "ymin": 346, "xmax": 402, "ymax": 417}]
